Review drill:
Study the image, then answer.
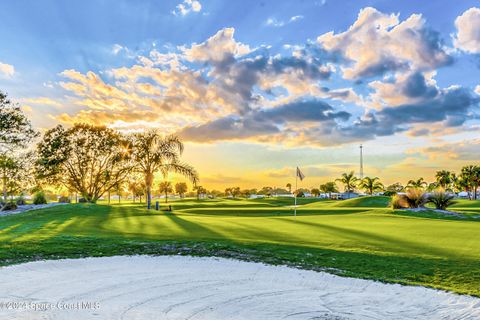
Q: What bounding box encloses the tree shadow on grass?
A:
[162,211,225,240]
[180,208,369,217]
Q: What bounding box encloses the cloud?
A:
[173,0,202,16]
[344,85,479,140]
[20,97,63,108]
[183,28,251,62]
[453,7,480,54]
[178,99,351,144]
[53,15,479,148]
[368,71,439,108]
[412,139,480,161]
[112,44,124,55]
[0,62,14,78]
[317,7,451,80]
[266,15,304,27]
[476,85,480,95]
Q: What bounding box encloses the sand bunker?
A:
[0,255,478,319]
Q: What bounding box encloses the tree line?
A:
[1,91,198,210]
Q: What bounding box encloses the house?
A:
[339,192,359,199]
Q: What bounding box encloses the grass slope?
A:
[333,196,391,208]
[1,197,480,296]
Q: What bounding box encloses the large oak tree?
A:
[36,124,133,203]
[0,91,38,203]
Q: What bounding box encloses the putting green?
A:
[0,197,479,296]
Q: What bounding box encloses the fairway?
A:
[1,197,480,296]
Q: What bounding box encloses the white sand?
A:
[0,256,478,320]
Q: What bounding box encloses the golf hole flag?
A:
[296,167,305,181]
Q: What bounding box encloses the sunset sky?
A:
[1,0,480,190]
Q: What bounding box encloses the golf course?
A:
[1,196,479,297]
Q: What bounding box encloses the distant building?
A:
[339,192,359,199]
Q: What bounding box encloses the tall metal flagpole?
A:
[360,144,364,180]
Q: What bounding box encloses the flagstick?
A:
[294,169,297,220]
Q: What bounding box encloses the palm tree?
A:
[336,171,358,198]
[406,178,428,190]
[427,182,440,192]
[359,177,384,195]
[435,170,452,189]
[158,181,173,203]
[461,165,480,200]
[131,131,198,209]
[286,183,292,193]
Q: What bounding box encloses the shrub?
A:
[33,191,47,205]
[390,194,407,209]
[429,191,456,210]
[78,198,87,203]
[1,202,17,211]
[15,196,26,205]
[403,188,428,208]
[383,190,397,197]
[296,191,305,198]
[58,196,71,203]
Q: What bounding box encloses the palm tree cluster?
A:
[333,171,383,196]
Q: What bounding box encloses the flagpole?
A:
[294,168,297,219]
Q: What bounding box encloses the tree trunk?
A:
[165,191,168,203]
[108,191,110,204]
[2,171,7,203]
[145,172,153,209]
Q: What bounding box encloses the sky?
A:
[1,0,480,190]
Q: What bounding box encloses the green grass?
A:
[332,196,391,208]
[1,196,480,296]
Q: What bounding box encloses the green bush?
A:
[1,202,17,211]
[429,191,456,210]
[58,196,71,203]
[383,190,397,197]
[15,196,26,205]
[33,191,47,205]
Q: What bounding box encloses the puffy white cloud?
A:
[183,28,251,62]
[0,62,14,78]
[475,85,480,95]
[173,0,202,16]
[317,7,451,79]
[453,7,480,53]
